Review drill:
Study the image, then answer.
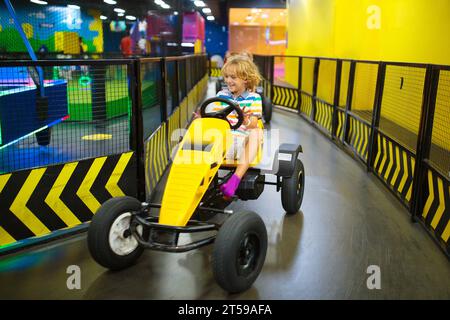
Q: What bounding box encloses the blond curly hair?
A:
[221,56,261,92]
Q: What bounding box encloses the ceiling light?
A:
[154,0,163,5]
[161,3,170,9]
[103,0,117,4]
[126,15,136,20]
[100,15,108,20]
[114,8,125,13]
[67,4,80,9]
[194,1,206,7]
[117,13,124,17]
[181,42,195,47]
[173,11,179,15]
[251,8,258,14]
[202,8,211,14]
[30,0,48,4]
[206,16,214,21]
[261,13,268,19]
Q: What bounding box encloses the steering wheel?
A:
[199,97,244,130]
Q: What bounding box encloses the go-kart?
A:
[216,77,273,124]
[87,97,304,293]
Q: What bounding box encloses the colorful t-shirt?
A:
[213,89,262,131]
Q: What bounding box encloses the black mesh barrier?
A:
[429,69,450,176]
[140,59,162,140]
[165,60,178,117]
[379,64,426,153]
[351,62,378,124]
[0,61,131,174]
[178,59,187,102]
[274,56,298,88]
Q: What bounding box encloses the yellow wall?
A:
[286,0,450,65]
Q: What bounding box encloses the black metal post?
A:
[367,62,386,172]
[160,58,170,161]
[411,65,439,221]
[297,56,302,115]
[343,61,356,144]
[269,56,275,105]
[311,58,320,123]
[129,59,146,202]
[331,60,342,139]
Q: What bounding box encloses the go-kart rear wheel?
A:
[212,211,267,293]
[87,196,146,271]
[261,95,272,124]
[281,159,305,214]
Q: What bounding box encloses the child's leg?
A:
[220,128,262,198]
[235,128,263,178]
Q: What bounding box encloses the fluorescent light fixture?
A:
[206,16,214,21]
[67,4,80,9]
[181,42,194,47]
[167,42,178,46]
[261,13,268,19]
[202,8,211,14]
[117,13,124,16]
[173,11,179,15]
[114,8,125,13]
[125,15,136,20]
[251,8,258,14]
[30,0,48,4]
[103,0,117,4]
[100,15,108,20]
[154,0,163,4]
[194,1,206,7]
[161,3,170,9]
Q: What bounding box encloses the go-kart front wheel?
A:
[212,211,267,293]
[281,159,305,214]
[87,196,146,271]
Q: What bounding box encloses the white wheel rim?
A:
[108,212,142,256]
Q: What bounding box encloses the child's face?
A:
[224,68,247,95]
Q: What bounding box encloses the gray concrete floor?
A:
[0,80,449,300]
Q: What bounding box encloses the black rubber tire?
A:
[35,127,51,146]
[87,196,145,271]
[212,211,268,293]
[261,95,272,124]
[281,159,305,214]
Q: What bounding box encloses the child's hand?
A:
[192,111,201,119]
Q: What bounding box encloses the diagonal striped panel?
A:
[374,132,416,206]
[347,116,371,162]
[273,85,298,110]
[420,169,449,246]
[336,109,345,141]
[0,152,136,247]
[145,122,169,196]
[300,92,313,118]
[314,100,333,134]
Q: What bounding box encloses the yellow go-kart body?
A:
[159,117,264,227]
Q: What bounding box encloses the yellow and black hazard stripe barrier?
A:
[273,85,298,110]
[336,108,346,142]
[314,100,333,135]
[300,92,313,118]
[145,122,169,196]
[420,168,450,248]
[373,131,415,205]
[168,106,181,155]
[0,152,136,247]
[210,67,221,78]
[347,115,371,162]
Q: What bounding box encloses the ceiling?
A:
[18,0,285,25]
